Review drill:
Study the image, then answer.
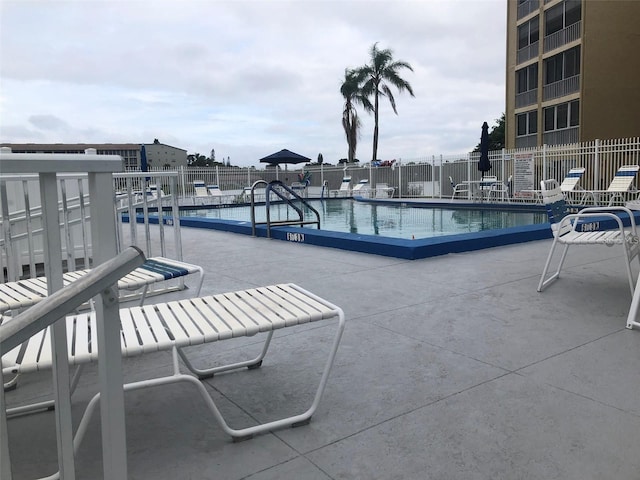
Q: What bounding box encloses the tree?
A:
[210,148,216,162]
[317,152,323,165]
[473,113,505,152]
[359,43,414,163]
[340,68,373,163]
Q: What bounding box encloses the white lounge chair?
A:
[331,176,352,197]
[558,167,594,204]
[588,165,640,206]
[207,184,229,204]
[352,179,371,197]
[449,176,469,200]
[3,283,345,444]
[193,180,209,204]
[0,257,204,318]
[537,179,640,295]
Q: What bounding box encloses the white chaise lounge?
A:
[0,257,204,318]
[3,283,345,444]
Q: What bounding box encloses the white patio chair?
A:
[449,176,469,200]
[537,179,640,295]
[375,183,394,198]
[488,175,512,203]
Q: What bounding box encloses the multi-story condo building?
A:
[0,141,188,170]
[506,0,640,149]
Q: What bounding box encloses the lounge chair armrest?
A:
[577,206,637,230]
[559,211,631,235]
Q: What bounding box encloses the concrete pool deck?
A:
[5,225,640,479]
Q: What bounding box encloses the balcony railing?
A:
[543,126,579,145]
[517,0,540,20]
[515,134,538,149]
[515,88,538,108]
[517,41,539,64]
[543,75,580,101]
[544,21,581,52]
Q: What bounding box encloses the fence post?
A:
[542,144,547,182]
[467,153,472,200]
[398,160,402,199]
[593,139,600,191]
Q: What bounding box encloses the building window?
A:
[518,16,539,50]
[545,0,581,36]
[544,46,580,84]
[516,110,538,136]
[516,64,538,93]
[543,100,579,131]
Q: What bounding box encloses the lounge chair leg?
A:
[247,360,263,370]
[292,417,311,427]
[177,331,274,379]
[538,241,570,292]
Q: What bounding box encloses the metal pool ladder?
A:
[249,180,320,238]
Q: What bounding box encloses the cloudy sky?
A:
[0,0,506,167]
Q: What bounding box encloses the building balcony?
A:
[516,88,538,108]
[517,0,540,20]
[517,41,539,64]
[543,75,580,101]
[543,126,579,145]
[544,21,581,53]
[515,134,538,149]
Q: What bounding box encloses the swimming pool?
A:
[181,199,549,240]
[172,198,555,260]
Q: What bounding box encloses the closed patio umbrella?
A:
[478,121,491,175]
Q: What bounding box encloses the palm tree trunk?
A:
[372,90,380,162]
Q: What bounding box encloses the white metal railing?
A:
[0,149,129,479]
[543,74,580,101]
[543,127,579,146]
[517,41,539,64]
[0,171,183,284]
[544,21,581,52]
[515,134,539,149]
[515,88,538,108]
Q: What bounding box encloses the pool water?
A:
[182,199,548,240]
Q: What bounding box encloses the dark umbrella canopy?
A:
[478,121,491,174]
[259,149,311,165]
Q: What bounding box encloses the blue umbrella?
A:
[478,121,491,174]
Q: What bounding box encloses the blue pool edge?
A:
[134,201,640,260]
[174,216,553,260]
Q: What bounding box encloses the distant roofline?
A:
[1,142,187,152]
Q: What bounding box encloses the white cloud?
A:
[0,0,506,166]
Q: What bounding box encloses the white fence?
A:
[151,136,640,202]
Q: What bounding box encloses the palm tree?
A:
[359,43,415,162]
[340,68,372,163]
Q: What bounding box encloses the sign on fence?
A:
[513,153,535,199]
